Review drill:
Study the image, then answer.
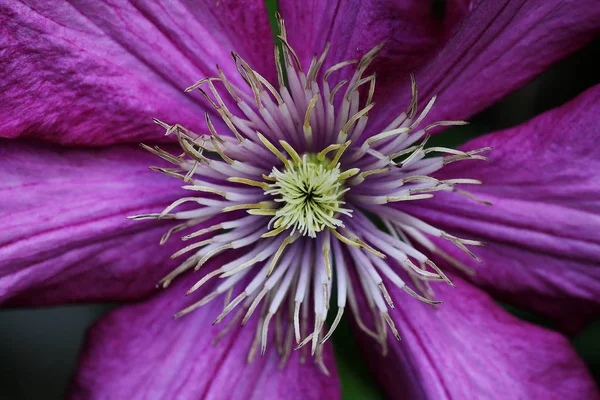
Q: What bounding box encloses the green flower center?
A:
[266,153,350,237]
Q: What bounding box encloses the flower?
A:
[1,1,599,399]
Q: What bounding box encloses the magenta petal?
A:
[356,276,599,399]
[70,274,340,400]
[0,140,186,305]
[278,0,466,78]
[443,0,476,31]
[404,85,600,327]
[0,0,274,145]
[374,0,600,129]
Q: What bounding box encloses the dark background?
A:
[0,13,598,400]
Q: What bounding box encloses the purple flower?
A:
[1,1,599,399]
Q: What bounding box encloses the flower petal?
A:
[0,140,186,305]
[70,272,340,400]
[0,0,274,145]
[404,84,600,327]
[355,276,599,399]
[278,0,465,76]
[374,0,600,128]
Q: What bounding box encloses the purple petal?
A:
[373,0,600,129]
[404,85,600,328]
[0,0,274,145]
[0,140,186,305]
[70,273,340,400]
[278,0,467,78]
[444,0,476,30]
[355,276,599,399]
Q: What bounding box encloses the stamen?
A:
[303,94,319,146]
[136,27,491,371]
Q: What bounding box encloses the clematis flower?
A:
[1,0,599,399]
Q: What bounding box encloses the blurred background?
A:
[0,5,598,400]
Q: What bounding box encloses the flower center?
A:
[266,153,351,237]
[132,15,490,372]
